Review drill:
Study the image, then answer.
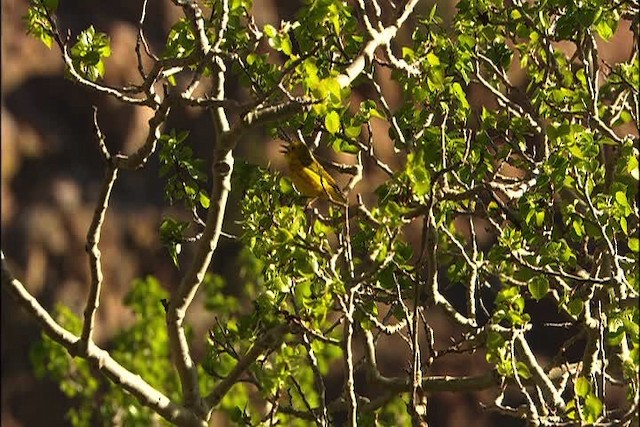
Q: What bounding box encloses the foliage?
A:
[17,0,640,426]
[29,275,234,426]
[69,26,112,82]
[158,129,211,266]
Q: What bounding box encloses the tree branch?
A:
[204,324,289,408]
[1,254,207,427]
[337,0,419,88]
[80,163,118,346]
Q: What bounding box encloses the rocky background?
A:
[1,0,634,426]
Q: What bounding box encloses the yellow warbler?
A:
[281,140,346,204]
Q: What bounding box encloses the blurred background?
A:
[1,0,634,425]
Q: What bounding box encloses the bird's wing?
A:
[310,162,345,202]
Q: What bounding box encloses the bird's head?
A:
[280,140,312,165]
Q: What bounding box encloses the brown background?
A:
[1,0,634,425]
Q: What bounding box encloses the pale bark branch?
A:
[204,324,289,408]
[112,99,171,170]
[80,164,118,346]
[515,334,566,412]
[337,0,420,88]
[1,253,207,427]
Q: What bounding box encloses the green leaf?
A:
[325,78,343,105]
[566,399,578,420]
[246,53,258,65]
[615,191,629,208]
[199,191,210,209]
[345,125,362,139]
[528,276,549,300]
[335,138,360,154]
[405,150,431,197]
[294,280,312,303]
[620,216,628,235]
[627,154,639,180]
[575,376,590,398]
[595,18,614,41]
[429,3,438,20]
[458,34,475,48]
[584,393,603,422]
[279,176,295,196]
[325,111,341,134]
[628,238,639,253]
[516,361,531,379]
[426,52,440,66]
[567,299,584,317]
[402,47,415,60]
[451,82,470,110]
[313,219,331,236]
[169,243,181,267]
[69,26,111,81]
[280,35,293,56]
[486,330,506,352]
[263,24,277,38]
[23,4,57,48]
[572,219,584,237]
[369,107,385,119]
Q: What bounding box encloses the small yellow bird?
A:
[281,140,346,204]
